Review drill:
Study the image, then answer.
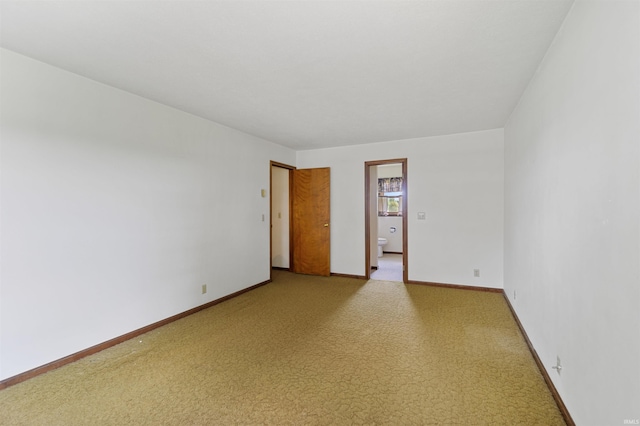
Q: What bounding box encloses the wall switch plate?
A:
[474,269,480,277]
[202,284,207,294]
[417,212,426,220]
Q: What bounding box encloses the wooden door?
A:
[292,167,330,276]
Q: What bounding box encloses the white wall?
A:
[378,216,403,253]
[377,164,402,179]
[504,1,640,424]
[0,49,295,380]
[271,166,290,268]
[297,129,504,288]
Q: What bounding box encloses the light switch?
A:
[417,212,426,220]
[261,189,266,198]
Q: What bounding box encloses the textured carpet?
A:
[0,271,564,425]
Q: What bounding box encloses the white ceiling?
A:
[0,0,573,150]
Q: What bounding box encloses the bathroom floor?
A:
[370,253,403,282]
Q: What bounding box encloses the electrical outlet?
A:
[473,269,480,277]
[513,290,517,300]
[201,284,207,294]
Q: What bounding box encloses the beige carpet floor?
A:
[0,271,564,425]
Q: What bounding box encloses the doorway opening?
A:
[270,161,294,278]
[365,159,408,282]
[270,161,332,280]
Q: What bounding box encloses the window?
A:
[378,194,403,216]
[378,177,403,217]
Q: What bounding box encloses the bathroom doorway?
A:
[364,159,407,282]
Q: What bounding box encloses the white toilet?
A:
[377,238,388,257]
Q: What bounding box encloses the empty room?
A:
[1,1,638,425]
